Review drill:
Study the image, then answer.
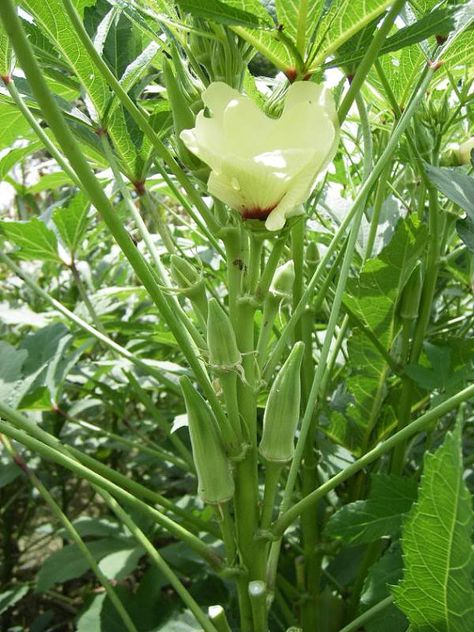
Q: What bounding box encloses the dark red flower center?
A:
[241,205,276,221]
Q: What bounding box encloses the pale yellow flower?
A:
[181,81,339,231]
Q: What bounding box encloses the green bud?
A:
[306,241,320,273]
[259,342,304,463]
[269,261,295,302]
[399,263,423,321]
[180,376,234,505]
[207,298,241,371]
[413,118,434,158]
[162,57,201,169]
[170,255,204,297]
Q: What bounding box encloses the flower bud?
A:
[306,241,320,274]
[259,342,304,463]
[399,263,423,321]
[207,298,241,371]
[180,376,234,504]
[162,57,201,169]
[457,138,474,166]
[170,255,204,297]
[269,260,295,302]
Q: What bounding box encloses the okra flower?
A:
[457,138,474,165]
[180,81,339,231]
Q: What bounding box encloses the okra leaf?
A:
[308,0,393,69]
[360,544,408,632]
[425,164,474,252]
[21,0,139,175]
[0,585,30,616]
[52,192,91,257]
[0,141,42,181]
[425,164,474,215]
[325,474,417,545]
[0,102,34,149]
[393,423,474,631]
[325,5,460,69]
[36,538,136,592]
[0,20,12,77]
[0,217,61,263]
[225,0,294,71]
[275,0,323,54]
[176,0,267,28]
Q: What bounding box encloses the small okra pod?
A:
[170,255,208,321]
[162,57,201,170]
[207,298,241,371]
[180,376,235,505]
[269,260,295,303]
[259,342,305,464]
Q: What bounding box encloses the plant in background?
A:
[0,0,473,631]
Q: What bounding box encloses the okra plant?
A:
[0,0,473,631]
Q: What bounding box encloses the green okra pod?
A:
[207,298,242,372]
[180,376,235,505]
[259,342,305,464]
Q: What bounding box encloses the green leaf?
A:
[0,585,30,615]
[325,474,417,545]
[22,0,139,174]
[309,0,393,69]
[425,164,474,252]
[326,216,428,454]
[53,192,90,256]
[98,547,144,581]
[0,461,21,488]
[0,21,12,77]
[76,593,106,632]
[176,0,265,28]
[360,544,408,632]
[0,341,28,408]
[0,102,33,149]
[275,0,323,54]
[326,6,459,69]
[393,423,474,631]
[0,142,42,181]
[425,164,474,214]
[0,217,61,263]
[225,0,294,71]
[36,538,135,592]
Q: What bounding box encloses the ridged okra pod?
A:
[259,342,304,463]
[180,376,234,505]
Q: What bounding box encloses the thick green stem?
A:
[260,462,282,531]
